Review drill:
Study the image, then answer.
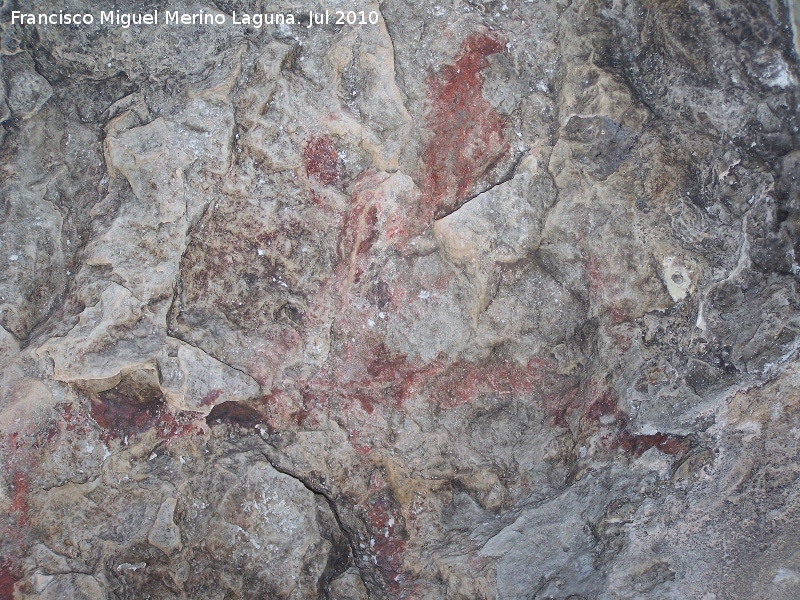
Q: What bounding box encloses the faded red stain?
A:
[585,254,644,326]
[243,329,305,389]
[57,402,91,436]
[423,30,509,218]
[304,136,339,185]
[1,428,38,570]
[346,428,375,456]
[584,383,619,422]
[0,471,31,588]
[338,190,380,288]
[425,357,559,409]
[39,424,59,449]
[309,338,569,416]
[156,411,204,441]
[10,472,29,519]
[331,170,425,292]
[200,389,224,407]
[586,255,629,323]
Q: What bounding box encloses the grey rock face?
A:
[2,1,800,598]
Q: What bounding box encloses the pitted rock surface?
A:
[2,1,800,598]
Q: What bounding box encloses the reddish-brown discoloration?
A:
[1,418,45,568]
[206,400,265,428]
[423,30,509,218]
[156,411,204,441]
[586,256,631,324]
[202,388,329,435]
[0,561,19,600]
[57,402,91,436]
[564,378,692,458]
[338,193,380,288]
[90,395,164,440]
[0,400,201,583]
[309,339,568,417]
[1,471,30,584]
[426,357,559,409]
[584,384,619,422]
[367,494,407,587]
[585,254,647,326]
[200,389,224,407]
[10,472,29,521]
[616,430,691,456]
[90,391,201,443]
[332,171,423,293]
[584,256,604,290]
[304,136,339,185]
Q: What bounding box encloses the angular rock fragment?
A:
[1,1,799,598]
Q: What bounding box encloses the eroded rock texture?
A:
[2,0,800,598]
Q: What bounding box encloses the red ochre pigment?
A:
[422,30,509,219]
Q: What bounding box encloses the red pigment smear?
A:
[0,564,19,600]
[199,389,224,407]
[338,192,380,287]
[0,472,30,584]
[206,400,265,428]
[310,340,567,415]
[570,379,691,458]
[616,430,691,456]
[10,472,29,519]
[90,395,200,443]
[423,30,509,218]
[90,396,164,441]
[585,255,642,325]
[156,411,202,441]
[424,357,559,409]
[304,136,339,185]
[341,165,428,247]
[242,329,305,389]
[57,402,91,436]
[368,495,407,586]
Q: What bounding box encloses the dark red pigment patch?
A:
[368,495,407,585]
[616,430,691,456]
[338,190,380,287]
[566,379,691,458]
[0,561,20,600]
[90,385,202,443]
[423,30,509,218]
[206,400,265,428]
[90,394,164,440]
[304,136,339,185]
[0,469,30,586]
[203,390,324,434]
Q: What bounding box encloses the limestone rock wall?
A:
[1,1,800,598]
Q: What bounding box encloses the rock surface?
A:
[2,0,800,598]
